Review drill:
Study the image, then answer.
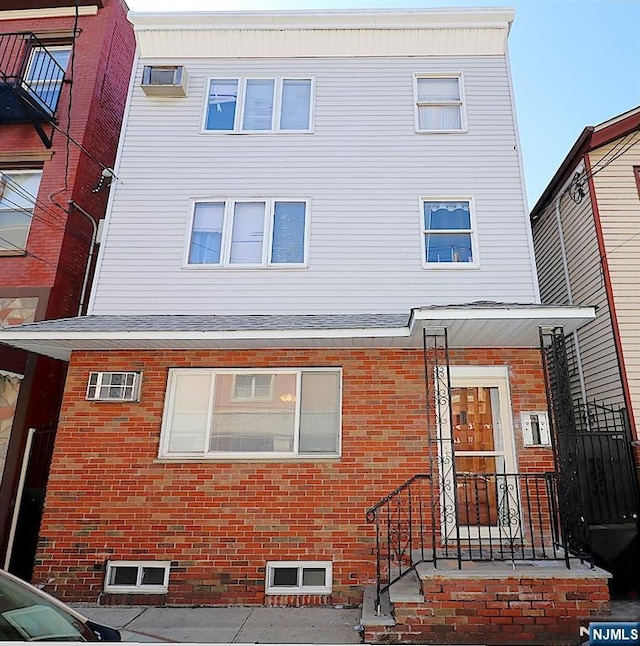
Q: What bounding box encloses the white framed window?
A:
[0,170,42,253]
[86,372,141,402]
[203,77,313,133]
[266,561,332,595]
[104,561,170,594]
[420,198,478,267]
[25,46,71,114]
[186,199,308,267]
[414,74,466,133]
[233,374,273,401]
[160,368,341,459]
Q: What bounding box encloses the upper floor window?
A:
[204,77,313,132]
[0,170,42,255]
[414,75,465,132]
[25,46,71,114]
[421,199,477,267]
[187,199,308,267]
[160,368,341,459]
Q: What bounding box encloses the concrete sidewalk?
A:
[71,605,363,643]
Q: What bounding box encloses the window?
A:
[0,170,42,254]
[266,561,332,595]
[204,78,313,132]
[25,46,71,114]
[160,368,341,459]
[104,561,170,594]
[187,199,308,267]
[414,75,465,132]
[233,374,273,401]
[421,199,477,266]
[86,372,141,402]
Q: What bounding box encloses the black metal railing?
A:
[366,471,585,614]
[0,32,67,117]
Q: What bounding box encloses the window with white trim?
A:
[25,46,71,114]
[266,561,332,595]
[414,75,465,132]
[204,77,313,132]
[421,199,477,266]
[104,561,170,594]
[0,170,42,253]
[187,199,308,267]
[86,372,141,402]
[160,368,341,459]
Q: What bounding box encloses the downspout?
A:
[553,192,588,406]
[68,200,98,316]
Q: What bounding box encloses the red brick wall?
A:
[0,0,135,314]
[368,574,610,645]
[34,347,551,604]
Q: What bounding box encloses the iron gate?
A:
[540,327,639,532]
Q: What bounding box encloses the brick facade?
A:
[34,346,554,605]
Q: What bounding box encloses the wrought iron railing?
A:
[366,471,586,614]
[0,32,67,117]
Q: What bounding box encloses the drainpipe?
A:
[4,428,35,571]
[68,200,98,316]
[553,195,588,407]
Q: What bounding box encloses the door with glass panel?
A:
[441,368,518,539]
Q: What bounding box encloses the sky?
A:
[126,0,640,208]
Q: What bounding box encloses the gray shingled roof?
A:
[5,313,410,333]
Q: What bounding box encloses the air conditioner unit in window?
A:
[86,371,142,402]
[141,65,188,97]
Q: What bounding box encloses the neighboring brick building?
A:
[0,0,135,578]
[0,9,612,644]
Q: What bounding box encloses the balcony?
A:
[0,32,69,147]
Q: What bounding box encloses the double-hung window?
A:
[0,170,42,254]
[25,46,71,115]
[187,199,308,267]
[160,368,341,459]
[421,199,477,266]
[204,77,313,132]
[414,75,465,132]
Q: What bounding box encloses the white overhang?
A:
[129,8,514,59]
[0,305,595,362]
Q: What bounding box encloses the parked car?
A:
[0,568,121,641]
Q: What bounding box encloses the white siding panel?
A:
[91,55,535,316]
[136,27,508,60]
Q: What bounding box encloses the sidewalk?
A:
[72,605,364,643]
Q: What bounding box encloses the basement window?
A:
[265,561,332,595]
[86,372,141,402]
[104,561,170,594]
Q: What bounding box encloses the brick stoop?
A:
[361,561,611,645]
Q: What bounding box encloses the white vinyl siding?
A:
[160,368,341,459]
[90,55,536,315]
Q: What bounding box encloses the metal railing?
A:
[366,471,585,614]
[0,32,67,117]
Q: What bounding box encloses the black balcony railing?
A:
[0,32,68,146]
[365,471,590,615]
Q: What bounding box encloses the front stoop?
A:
[361,561,611,645]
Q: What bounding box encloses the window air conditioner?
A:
[141,65,188,97]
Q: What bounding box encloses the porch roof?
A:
[0,302,595,361]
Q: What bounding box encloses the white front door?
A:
[439,366,518,540]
